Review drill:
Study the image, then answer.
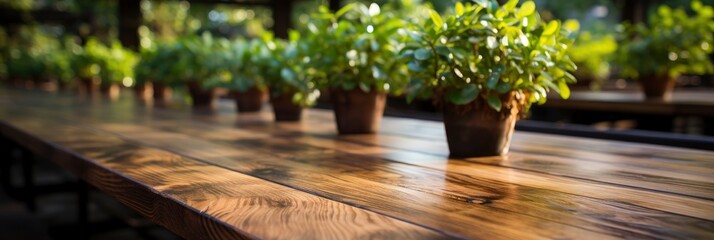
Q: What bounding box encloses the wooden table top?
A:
[1,88,713,239]
[541,89,714,116]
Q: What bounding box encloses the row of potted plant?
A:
[73,39,138,96]
[6,0,712,158]
[4,37,139,95]
[130,0,578,157]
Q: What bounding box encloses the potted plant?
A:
[6,49,44,88]
[174,34,224,109]
[99,42,138,98]
[268,32,322,121]
[134,42,175,103]
[71,39,109,94]
[151,42,180,103]
[567,30,617,90]
[616,1,714,100]
[133,47,155,99]
[304,3,409,134]
[45,45,77,91]
[403,0,578,157]
[207,38,268,113]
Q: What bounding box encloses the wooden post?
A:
[118,0,141,50]
[271,0,293,39]
[622,0,649,23]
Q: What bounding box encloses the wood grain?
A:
[0,106,448,238]
[1,88,714,239]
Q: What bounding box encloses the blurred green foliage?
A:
[616,1,714,80]
[71,38,137,86]
[2,0,714,94]
[568,31,617,84]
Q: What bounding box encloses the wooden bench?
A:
[1,88,713,239]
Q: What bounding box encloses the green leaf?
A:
[407,61,424,71]
[414,48,432,60]
[563,19,580,32]
[399,49,415,59]
[372,65,385,80]
[558,81,571,99]
[486,64,506,89]
[406,79,423,103]
[455,2,464,16]
[473,0,490,8]
[371,39,380,51]
[447,84,479,105]
[335,3,355,18]
[408,31,422,42]
[495,82,511,94]
[487,95,502,111]
[435,46,450,58]
[280,68,295,82]
[542,20,560,36]
[503,0,519,11]
[342,81,356,90]
[517,1,536,18]
[429,10,444,30]
[359,82,370,92]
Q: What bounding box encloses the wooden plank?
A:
[93,122,714,239]
[0,115,448,239]
[1,89,714,239]
[76,124,649,239]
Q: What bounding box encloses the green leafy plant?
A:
[134,46,157,87]
[204,37,265,92]
[616,1,714,80]
[567,31,617,85]
[70,38,137,86]
[402,0,578,112]
[71,39,109,81]
[136,40,186,87]
[6,48,43,80]
[44,46,77,85]
[170,33,228,88]
[301,2,410,94]
[100,42,138,86]
[239,32,320,106]
[276,31,322,106]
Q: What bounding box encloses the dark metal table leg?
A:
[20,147,36,212]
[0,136,12,191]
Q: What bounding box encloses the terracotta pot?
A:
[330,88,387,134]
[442,93,523,157]
[134,83,150,99]
[270,90,303,121]
[56,80,73,91]
[640,75,675,101]
[232,87,267,113]
[152,82,172,102]
[100,83,120,98]
[187,81,217,109]
[80,77,99,94]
